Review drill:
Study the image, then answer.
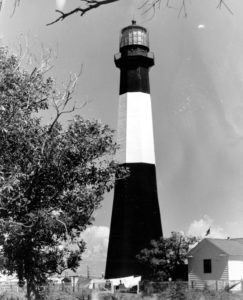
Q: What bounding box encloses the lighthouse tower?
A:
[105,21,163,279]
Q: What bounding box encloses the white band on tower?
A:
[117,92,155,164]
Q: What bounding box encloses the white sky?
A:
[1,0,243,276]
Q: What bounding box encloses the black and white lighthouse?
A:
[105,21,163,279]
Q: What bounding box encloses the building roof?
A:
[208,239,243,256]
[231,238,243,245]
[188,238,243,257]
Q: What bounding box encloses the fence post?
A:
[216,280,218,291]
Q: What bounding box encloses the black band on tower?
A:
[105,163,162,279]
[115,47,154,94]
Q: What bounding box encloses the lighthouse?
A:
[105,21,163,279]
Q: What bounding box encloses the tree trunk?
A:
[26,279,32,300]
[26,278,39,300]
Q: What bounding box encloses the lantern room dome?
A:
[120,20,149,50]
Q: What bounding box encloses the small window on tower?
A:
[203,259,212,273]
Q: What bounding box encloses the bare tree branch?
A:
[139,0,233,18]
[138,0,187,17]
[47,72,80,134]
[1,0,234,23]
[0,219,34,228]
[40,68,85,156]
[178,0,187,18]
[217,0,233,15]
[10,0,20,17]
[54,217,68,235]
[47,0,119,26]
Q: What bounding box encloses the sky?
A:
[1,0,243,276]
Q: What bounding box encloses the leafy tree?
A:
[136,232,199,281]
[0,48,122,299]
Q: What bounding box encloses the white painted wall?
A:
[228,260,243,280]
[188,239,229,287]
[117,92,155,164]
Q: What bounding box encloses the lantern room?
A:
[119,20,149,50]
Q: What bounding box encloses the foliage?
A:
[139,281,243,300]
[137,232,199,281]
[0,48,122,299]
[1,285,243,300]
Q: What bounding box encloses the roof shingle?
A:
[207,238,243,256]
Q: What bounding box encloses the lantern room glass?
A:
[120,26,149,49]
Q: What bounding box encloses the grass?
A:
[0,284,243,300]
[71,286,243,300]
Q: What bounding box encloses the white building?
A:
[188,238,243,291]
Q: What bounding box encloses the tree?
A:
[139,0,233,18]
[0,47,122,299]
[2,0,233,25]
[136,232,199,281]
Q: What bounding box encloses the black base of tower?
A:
[105,163,162,279]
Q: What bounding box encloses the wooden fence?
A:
[189,279,243,292]
[0,279,242,299]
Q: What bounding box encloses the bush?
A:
[46,290,78,300]
[140,281,243,300]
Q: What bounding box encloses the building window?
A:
[203,259,212,273]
